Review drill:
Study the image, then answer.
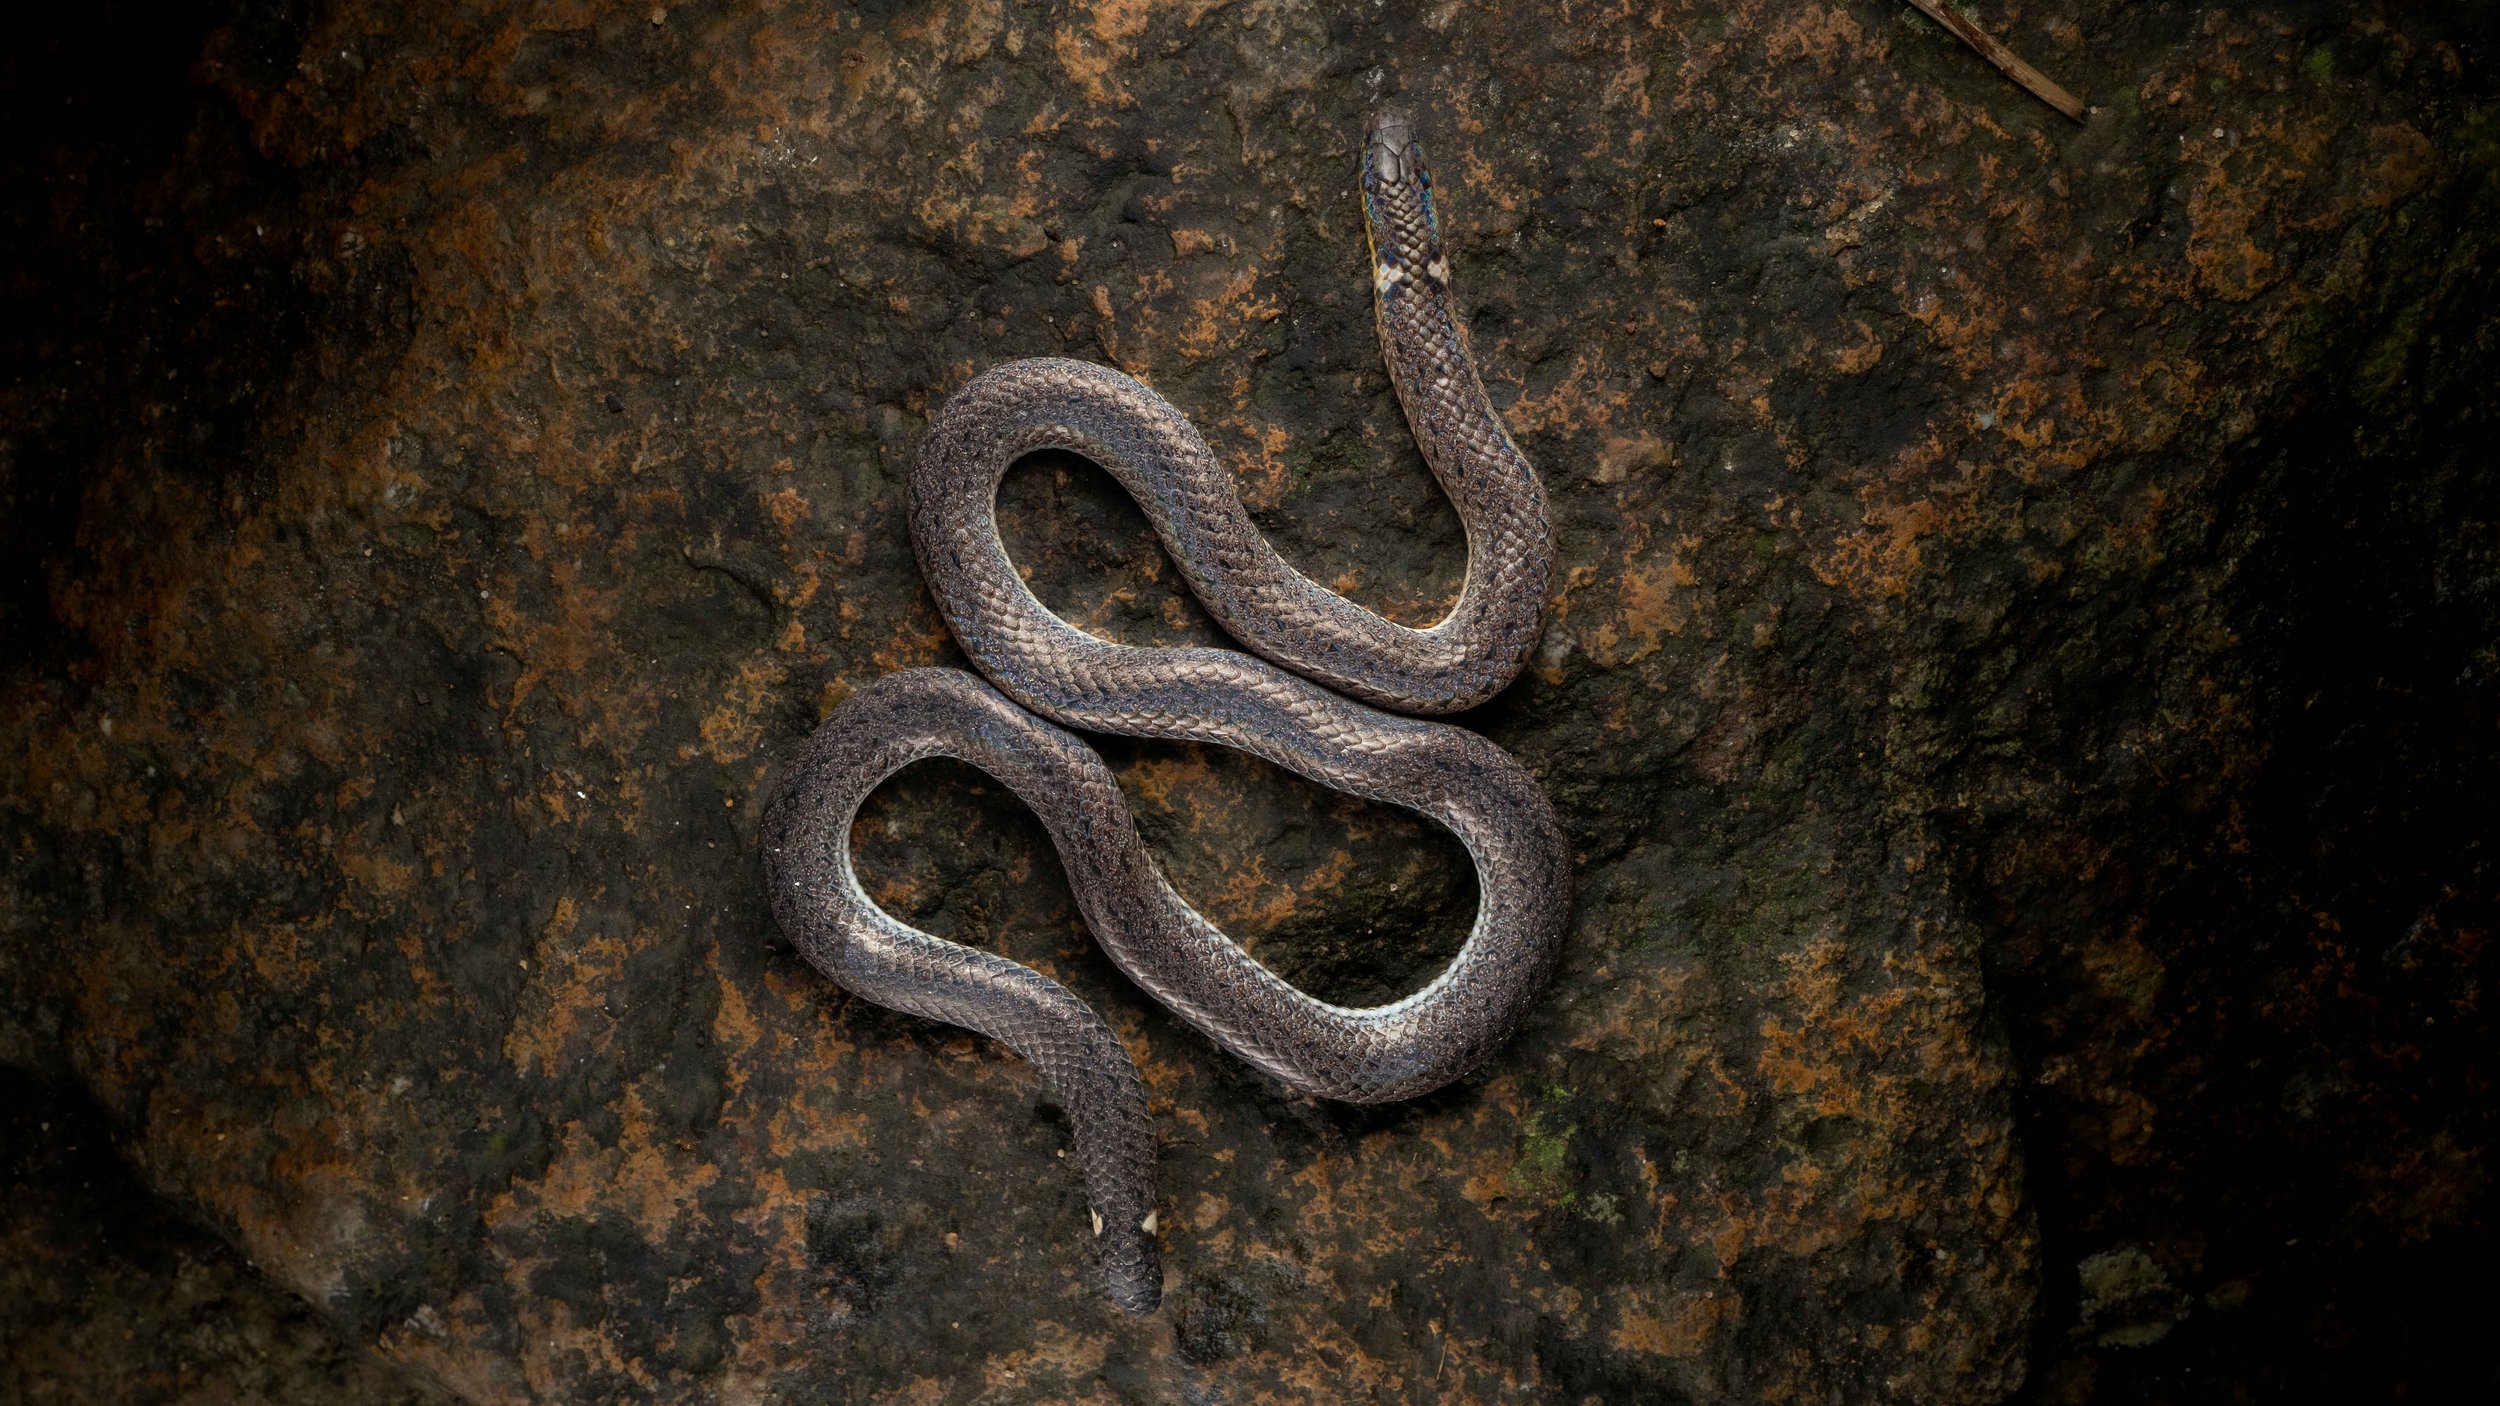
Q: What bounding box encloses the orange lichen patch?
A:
[1441,90,1534,218]
[1211,413,1297,512]
[398,194,533,377]
[693,652,783,764]
[2096,1087,2161,1167]
[1190,1190,1231,1232]
[1829,321,1885,374]
[1814,431,1984,600]
[1730,920,2020,1275]
[1175,260,1284,362]
[334,842,418,901]
[1539,565,1608,679]
[2185,163,2280,302]
[1757,936,1910,1113]
[1500,352,1631,439]
[501,898,635,1079]
[709,1250,818,1401]
[1125,1005,1204,1115]
[869,611,953,673]
[1059,578,1151,637]
[1216,1306,1460,1399]
[460,1109,740,1397]
[727,976,869,1161]
[1050,0,1223,107]
[1582,533,1700,667]
[1984,368,2094,472]
[1592,432,1671,486]
[1613,1287,1739,1357]
[1115,750,1221,816]
[761,485,810,536]
[492,1084,721,1239]
[761,1066,874,1162]
[1898,279,2006,379]
[1434,1087,1539,1213]
[391,925,448,1009]
[945,0,1019,66]
[480,548,623,720]
[710,954,767,1069]
[858,851,931,918]
[916,143,1053,258]
[1169,226,1229,258]
[1819,492,1948,600]
[513,1298,664,1399]
[1090,266,1178,373]
[1209,848,1352,938]
[1761,1,1866,69]
[246,921,328,992]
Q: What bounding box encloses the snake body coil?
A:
[764,112,1567,1313]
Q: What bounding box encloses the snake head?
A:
[1365,108,1421,186]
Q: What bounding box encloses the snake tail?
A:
[762,669,1164,1313]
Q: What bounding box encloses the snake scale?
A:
[763,111,1568,1313]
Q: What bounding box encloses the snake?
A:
[762,110,1568,1314]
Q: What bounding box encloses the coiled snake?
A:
[763,111,1568,1313]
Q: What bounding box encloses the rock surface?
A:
[1,1068,456,1406]
[2,2,2492,1402]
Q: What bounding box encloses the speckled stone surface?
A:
[3,3,2493,1403]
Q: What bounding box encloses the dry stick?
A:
[1901,0,2088,122]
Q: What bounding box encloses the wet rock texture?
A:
[3,1,2493,1402]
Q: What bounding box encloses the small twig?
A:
[1901,0,2087,122]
